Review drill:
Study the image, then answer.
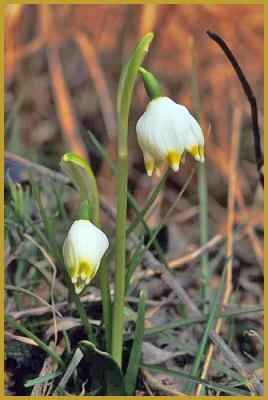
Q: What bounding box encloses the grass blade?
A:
[138,166,197,263]
[126,170,168,237]
[141,364,250,396]
[185,262,228,394]
[163,333,247,385]
[5,315,65,368]
[24,370,63,388]
[124,304,263,339]
[49,177,70,230]
[125,235,144,292]
[125,292,145,395]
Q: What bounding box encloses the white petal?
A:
[142,151,155,177]
[136,96,205,172]
[189,114,204,147]
[63,220,109,285]
[136,97,185,161]
[68,220,109,268]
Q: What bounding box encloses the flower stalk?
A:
[111,33,154,367]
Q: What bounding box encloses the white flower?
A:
[63,220,109,294]
[136,96,204,176]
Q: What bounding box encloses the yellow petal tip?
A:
[145,160,154,177]
[189,144,200,161]
[199,147,205,162]
[167,150,180,172]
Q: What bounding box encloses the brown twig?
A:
[207,30,264,188]
[169,234,223,269]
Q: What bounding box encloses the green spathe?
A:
[138,67,163,100]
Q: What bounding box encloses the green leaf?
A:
[60,153,100,225]
[24,370,63,388]
[125,291,145,395]
[117,32,154,147]
[79,340,126,395]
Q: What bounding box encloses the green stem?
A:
[112,154,128,366]
[98,254,112,352]
[88,182,112,353]
[111,32,154,367]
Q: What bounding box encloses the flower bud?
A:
[63,220,109,294]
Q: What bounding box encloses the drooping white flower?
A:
[136,96,204,176]
[63,220,109,294]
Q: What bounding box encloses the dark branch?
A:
[207,30,264,188]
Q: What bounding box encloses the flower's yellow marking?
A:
[70,267,78,284]
[79,261,90,280]
[145,159,154,177]
[155,167,161,177]
[189,144,200,161]
[167,150,180,171]
[199,146,205,162]
[154,160,162,177]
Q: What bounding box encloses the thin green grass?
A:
[5,316,65,368]
[163,333,247,385]
[124,304,263,339]
[185,261,227,394]
[141,363,250,396]
[24,371,63,388]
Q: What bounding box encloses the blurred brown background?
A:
[4,4,264,238]
[4,7,264,391]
